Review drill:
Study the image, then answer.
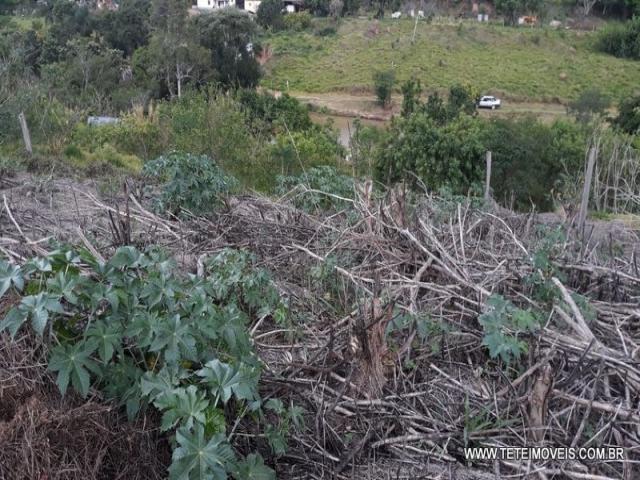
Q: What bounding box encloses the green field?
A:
[262,18,640,102]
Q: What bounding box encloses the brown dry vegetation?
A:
[1,174,640,479]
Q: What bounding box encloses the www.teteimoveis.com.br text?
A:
[464,447,625,462]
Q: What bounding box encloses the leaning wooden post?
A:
[484,151,492,201]
[18,112,32,156]
[578,147,597,235]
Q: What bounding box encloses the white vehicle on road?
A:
[477,95,501,110]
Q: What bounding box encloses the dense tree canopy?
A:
[193,9,262,89]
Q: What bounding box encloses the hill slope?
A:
[262,18,640,102]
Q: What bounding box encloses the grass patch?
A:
[262,19,640,102]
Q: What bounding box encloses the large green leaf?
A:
[0,307,28,338]
[140,366,188,401]
[149,314,197,364]
[48,343,96,397]
[20,293,64,336]
[86,321,122,362]
[46,271,79,304]
[234,454,275,480]
[169,425,235,480]
[0,260,23,297]
[196,360,257,404]
[155,385,210,432]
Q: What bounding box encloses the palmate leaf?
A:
[86,321,123,362]
[155,385,210,432]
[0,260,24,297]
[150,314,197,364]
[196,360,257,404]
[108,246,145,269]
[46,271,79,304]
[169,425,235,480]
[140,366,188,401]
[20,292,64,336]
[0,307,28,339]
[234,454,275,480]
[48,342,96,397]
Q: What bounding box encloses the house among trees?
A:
[195,0,236,9]
[194,0,303,14]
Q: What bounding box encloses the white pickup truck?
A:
[477,96,501,110]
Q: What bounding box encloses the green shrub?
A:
[375,113,486,195]
[144,152,239,215]
[270,126,344,176]
[315,25,337,36]
[482,117,585,211]
[64,143,142,175]
[479,295,541,364]
[236,90,312,132]
[71,114,162,160]
[372,69,395,107]
[614,94,640,134]
[567,88,610,123]
[257,0,284,30]
[283,11,312,31]
[276,165,354,212]
[595,18,640,60]
[0,246,284,480]
[158,91,262,181]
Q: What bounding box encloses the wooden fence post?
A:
[18,112,32,155]
[484,151,492,201]
[577,147,597,235]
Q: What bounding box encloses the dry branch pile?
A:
[1,174,640,479]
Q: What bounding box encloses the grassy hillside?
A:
[262,18,640,102]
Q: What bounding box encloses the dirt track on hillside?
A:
[287,91,568,122]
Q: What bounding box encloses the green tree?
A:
[375,113,486,193]
[134,28,211,99]
[373,69,395,107]
[256,0,284,30]
[94,0,152,56]
[595,17,640,59]
[193,9,262,89]
[305,0,332,15]
[614,94,640,134]
[400,77,422,118]
[447,84,477,118]
[567,88,610,124]
[495,0,543,26]
[483,117,585,210]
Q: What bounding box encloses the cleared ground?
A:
[263,18,640,103]
[296,90,568,121]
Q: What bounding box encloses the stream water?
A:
[309,112,387,148]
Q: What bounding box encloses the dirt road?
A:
[290,91,568,123]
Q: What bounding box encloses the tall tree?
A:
[94,0,152,56]
[193,9,262,89]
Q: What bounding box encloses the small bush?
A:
[614,94,640,134]
[71,114,162,160]
[567,88,610,123]
[0,246,284,480]
[372,69,395,107]
[65,144,142,176]
[270,126,344,176]
[283,12,312,31]
[276,166,354,212]
[144,152,238,215]
[257,0,285,30]
[315,25,337,36]
[595,18,640,60]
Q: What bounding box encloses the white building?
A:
[196,0,236,10]
[244,0,261,13]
